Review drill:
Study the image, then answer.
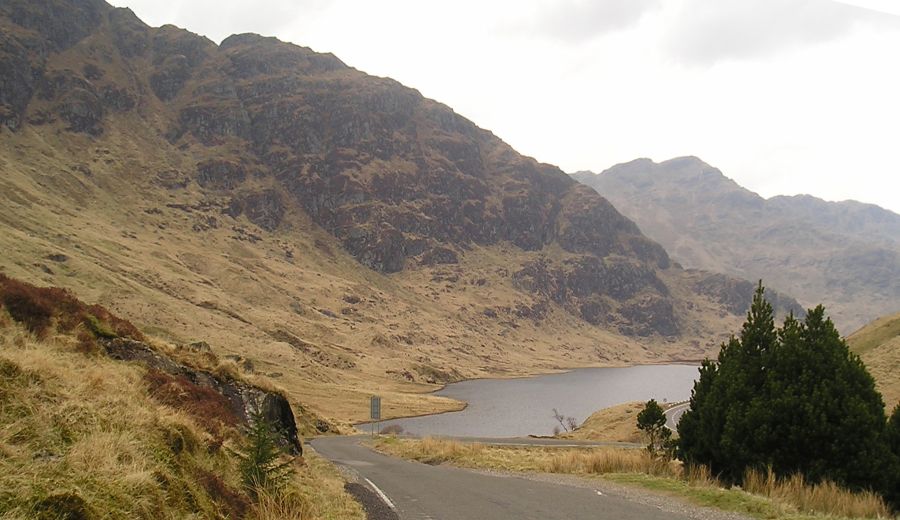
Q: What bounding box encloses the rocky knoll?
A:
[0,272,304,450]
[0,0,799,365]
[573,157,900,332]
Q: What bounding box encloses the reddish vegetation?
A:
[196,469,250,519]
[144,368,240,435]
[0,274,144,341]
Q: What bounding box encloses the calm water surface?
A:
[374,364,699,437]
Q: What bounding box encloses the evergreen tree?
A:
[764,306,888,492]
[888,403,900,457]
[678,357,723,470]
[885,404,900,508]
[679,282,777,482]
[637,399,670,456]
[678,282,896,507]
[235,412,295,497]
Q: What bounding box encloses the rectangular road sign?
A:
[370,395,381,420]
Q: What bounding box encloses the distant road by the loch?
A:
[665,402,692,431]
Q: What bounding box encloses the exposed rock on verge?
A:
[102,337,302,453]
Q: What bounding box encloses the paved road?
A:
[312,436,693,520]
[664,402,691,431]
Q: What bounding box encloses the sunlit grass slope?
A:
[0,286,363,519]
[848,312,900,408]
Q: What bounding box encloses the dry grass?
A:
[374,437,894,520]
[848,312,900,408]
[0,320,363,519]
[743,468,891,519]
[561,401,645,442]
[251,450,364,520]
[374,437,680,477]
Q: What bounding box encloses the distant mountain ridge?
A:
[572,157,900,332]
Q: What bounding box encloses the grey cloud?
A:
[523,0,663,44]
[666,0,899,65]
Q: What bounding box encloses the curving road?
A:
[664,402,691,431]
[312,436,695,520]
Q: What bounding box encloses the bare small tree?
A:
[552,408,578,433]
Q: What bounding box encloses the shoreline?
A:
[354,359,702,428]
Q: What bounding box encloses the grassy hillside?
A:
[0,280,363,519]
[848,312,900,408]
[0,0,791,429]
[560,401,644,443]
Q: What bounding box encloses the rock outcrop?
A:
[102,337,302,454]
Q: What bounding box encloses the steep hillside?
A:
[573,157,900,332]
[0,0,797,425]
[848,312,900,408]
[0,275,363,519]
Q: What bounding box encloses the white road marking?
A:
[664,402,691,431]
[365,477,397,511]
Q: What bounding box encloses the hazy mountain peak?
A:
[574,157,900,332]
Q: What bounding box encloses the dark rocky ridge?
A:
[0,0,798,338]
[573,157,900,332]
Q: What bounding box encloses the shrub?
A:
[379,424,404,435]
[234,412,296,497]
[0,274,144,342]
[144,369,239,436]
[33,492,94,520]
[196,469,251,518]
[636,399,672,458]
[0,278,55,336]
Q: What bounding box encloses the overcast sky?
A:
[109,0,900,213]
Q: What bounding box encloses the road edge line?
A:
[364,477,396,511]
[664,401,691,431]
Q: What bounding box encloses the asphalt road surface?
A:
[312,436,694,520]
[664,402,692,431]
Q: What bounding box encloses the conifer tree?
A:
[678,282,896,508]
[637,399,670,456]
[886,404,900,507]
[235,411,295,497]
[764,306,888,492]
[679,282,776,482]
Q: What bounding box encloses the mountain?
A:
[848,312,900,408]
[572,157,900,333]
[0,0,799,425]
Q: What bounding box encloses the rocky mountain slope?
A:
[573,157,900,333]
[0,0,798,424]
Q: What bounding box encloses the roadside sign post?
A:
[370,395,381,437]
